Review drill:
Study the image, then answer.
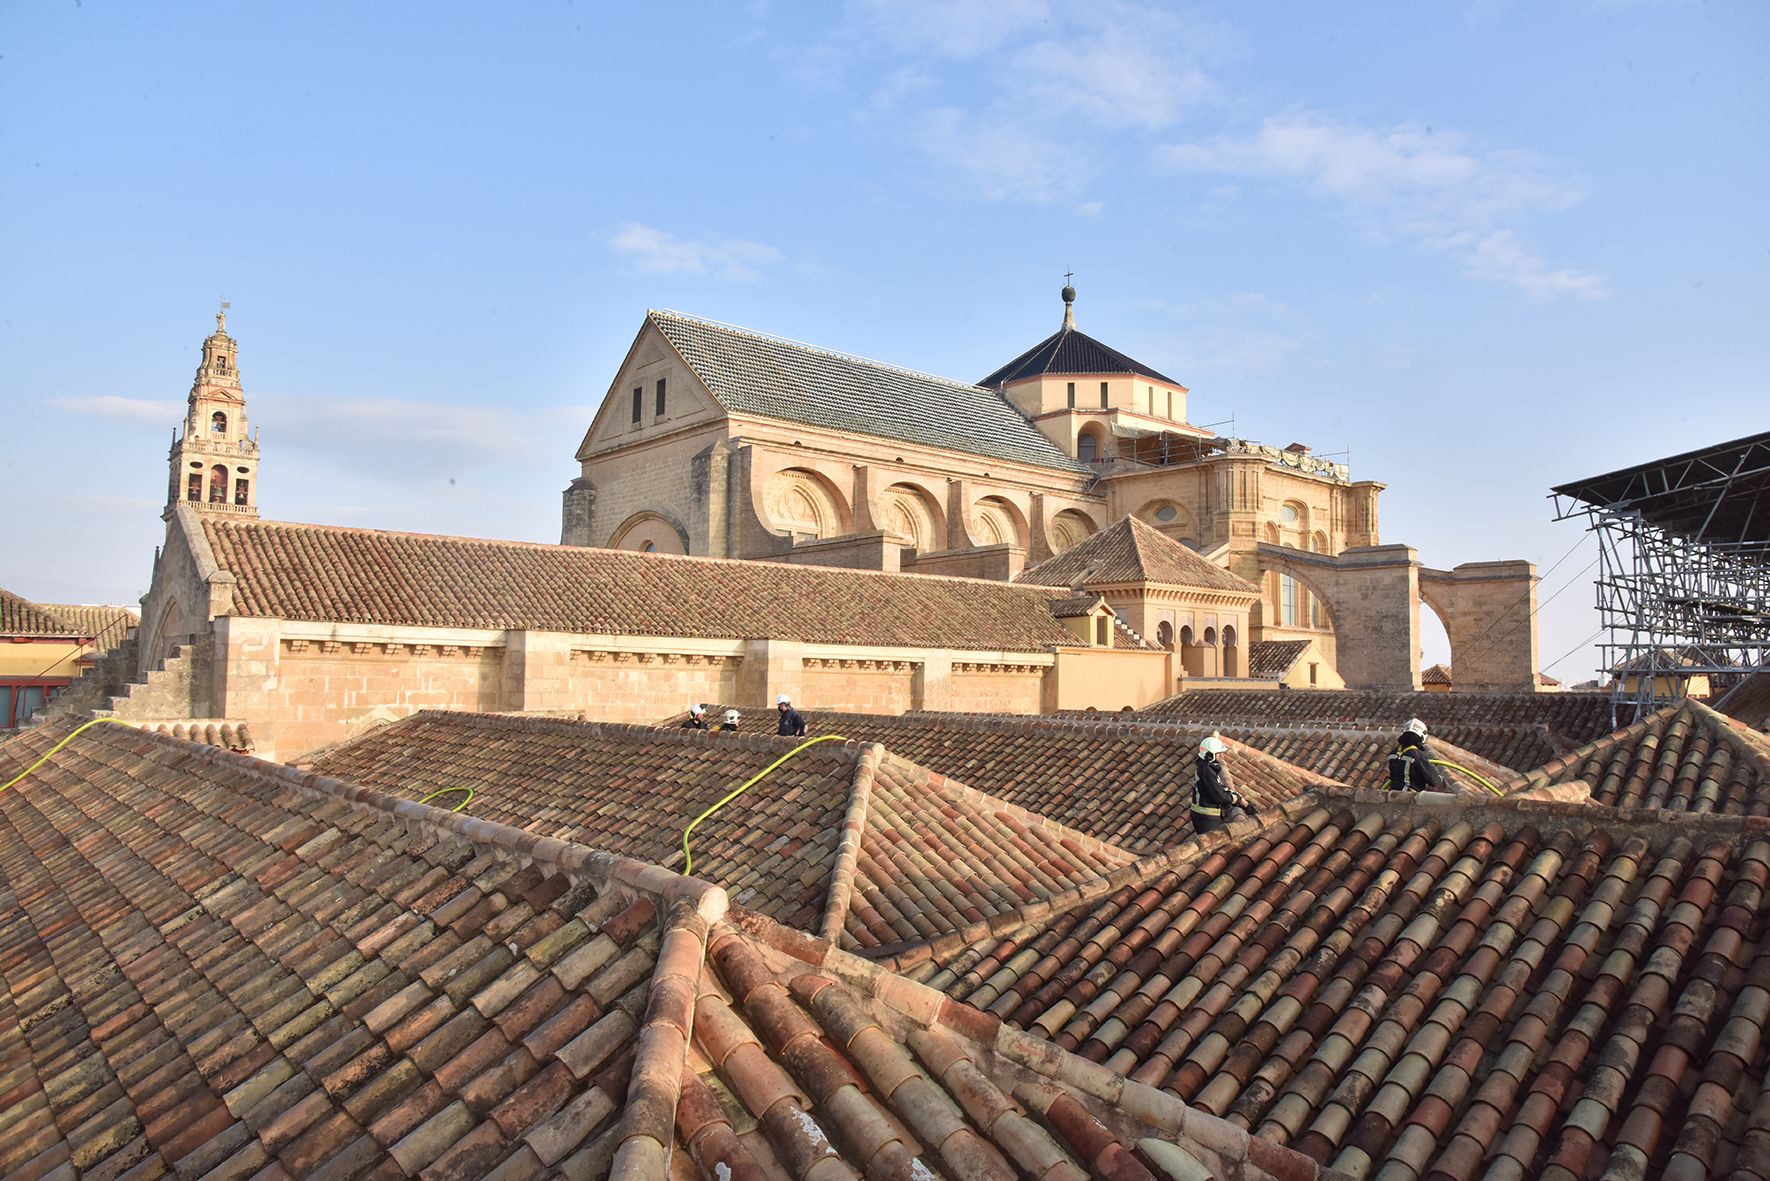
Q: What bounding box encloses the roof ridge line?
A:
[650,307,997,395]
[1687,696,1770,779]
[817,742,886,943]
[204,513,1083,596]
[869,793,1337,968]
[1520,702,1678,789]
[124,722,734,920]
[721,892,1341,1181]
[884,748,1139,867]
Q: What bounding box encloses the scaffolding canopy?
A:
[1552,430,1770,722]
[1551,430,1770,547]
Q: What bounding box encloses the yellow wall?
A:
[0,638,88,680]
[1052,646,1172,711]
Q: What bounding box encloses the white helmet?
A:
[723,709,740,725]
[1404,718,1429,738]
[777,694,792,706]
[1199,733,1228,757]
[688,704,706,716]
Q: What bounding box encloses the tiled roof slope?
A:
[669,708,1336,854]
[650,309,1088,474]
[1018,515,1260,594]
[303,712,1135,951]
[1142,688,1624,769]
[198,516,1081,651]
[0,720,1342,1181]
[0,718,714,1181]
[1717,669,1770,731]
[38,602,139,654]
[979,323,1180,387]
[1142,687,1624,739]
[1518,699,1770,814]
[0,587,80,637]
[879,788,1770,1180]
[1247,640,1312,680]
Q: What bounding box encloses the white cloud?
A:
[1157,112,1607,298]
[851,0,1052,59]
[1162,292,1313,380]
[49,395,181,423]
[1008,7,1215,131]
[608,223,782,282]
[1462,230,1611,300]
[254,394,590,474]
[916,109,1084,203]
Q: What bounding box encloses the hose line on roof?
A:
[682,734,848,875]
[416,785,476,813]
[1429,758,1506,798]
[0,716,136,796]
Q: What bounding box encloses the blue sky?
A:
[3,1,1765,683]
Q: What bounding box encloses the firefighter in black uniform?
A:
[681,704,710,730]
[1193,733,1259,834]
[1387,718,1448,792]
[776,694,807,737]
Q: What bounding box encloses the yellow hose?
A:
[1429,758,1506,798]
[0,717,135,796]
[682,734,847,875]
[416,785,475,813]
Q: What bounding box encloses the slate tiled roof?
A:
[0,718,1338,1181]
[667,709,1336,855]
[0,587,81,638]
[979,323,1180,387]
[197,516,1081,652]
[1518,699,1770,814]
[1017,516,1260,595]
[303,712,1135,951]
[650,309,1088,474]
[1247,640,1312,680]
[37,602,139,655]
[879,787,1770,1180]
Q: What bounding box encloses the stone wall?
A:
[802,658,917,714]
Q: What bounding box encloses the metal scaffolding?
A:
[1552,431,1770,724]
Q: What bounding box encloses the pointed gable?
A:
[979,323,1179,387]
[1017,515,1259,595]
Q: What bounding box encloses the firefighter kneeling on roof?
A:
[1192,733,1259,834]
[1388,718,1449,793]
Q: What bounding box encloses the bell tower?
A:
[166,303,260,519]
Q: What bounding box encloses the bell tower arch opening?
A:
[165,303,261,521]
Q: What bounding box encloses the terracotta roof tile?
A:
[1519,699,1770,814]
[1247,640,1313,680]
[35,604,139,654]
[304,712,1135,951]
[1142,688,1625,771]
[1018,517,1259,595]
[197,516,1081,652]
[875,789,1770,1178]
[673,708,1333,855]
[0,588,82,638]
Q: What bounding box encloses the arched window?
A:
[1280,575,1299,626]
[1203,626,1218,646]
[233,478,249,505]
[1077,433,1098,463]
[210,411,227,434]
[209,465,228,503]
[217,356,227,373]
[1222,624,1237,647]
[1156,621,1174,649]
[1281,503,1300,524]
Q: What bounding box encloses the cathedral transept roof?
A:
[649,309,1088,474]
